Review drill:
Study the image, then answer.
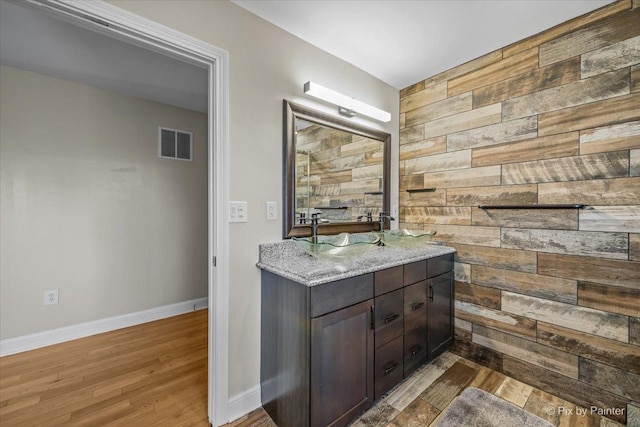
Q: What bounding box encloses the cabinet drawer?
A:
[374,266,403,296]
[404,260,427,286]
[310,273,373,318]
[374,335,403,400]
[428,253,454,278]
[404,281,427,332]
[404,325,427,378]
[374,288,404,348]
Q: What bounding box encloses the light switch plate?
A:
[266,201,277,220]
[229,201,248,222]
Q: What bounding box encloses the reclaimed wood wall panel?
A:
[632,64,640,92]
[631,149,640,176]
[471,207,579,230]
[537,322,640,375]
[579,358,640,402]
[538,252,640,289]
[579,120,640,154]
[472,57,581,108]
[422,103,502,139]
[422,165,501,189]
[577,281,640,317]
[471,132,580,167]
[538,8,640,67]
[631,318,640,346]
[579,205,640,233]
[455,300,536,340]
[404,207,471,225]
[502,0,632,58]
[538,92,640,137]
[501,151,629,185]
[446,116,538,151]
[472,325,579,378]
[400,81,448,112]
[448,47,539,97]
[502,69,630,121]
[404,150,471,175]
[447,184,538,207]
[501,228,629,259]
[453,244,537,273]
[631,234,640,261]
[502,356,628,424]
[399,136,446,160]
[454,281,501,310]
[399,4,639,422]
[538,177,640,206]
[472,265,577,304]
[502,292,629,342]
[404,92,472,128]
[581,35,640,78]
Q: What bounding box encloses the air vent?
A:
[158,127,193,161]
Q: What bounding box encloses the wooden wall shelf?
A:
[478,204,587,209]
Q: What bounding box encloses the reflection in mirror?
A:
[295,119,384,222]
[283,100,390,238]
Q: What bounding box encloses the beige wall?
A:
[0,65,208,337]
[399,1,639,424]
[106,0,400,397]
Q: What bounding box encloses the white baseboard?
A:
[0,297,208,357]
[228,384,262,423]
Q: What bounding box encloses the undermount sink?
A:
[292,232,381,258]
[377,229,437,247]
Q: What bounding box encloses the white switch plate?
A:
[229,201,248,222]
[392,204,398,218]
[266,201,277,220]
[44,289,59,305]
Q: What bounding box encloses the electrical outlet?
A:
[229,201,248,222]
[44,289,58,305]
[392,204,398,218]
[266,201,277,220]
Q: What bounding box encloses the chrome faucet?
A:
[310,213,329,243]
[378,212,395,232]
[357,212,373,222]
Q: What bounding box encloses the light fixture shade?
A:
[304,81,391,122]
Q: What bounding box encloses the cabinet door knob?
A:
[383,361,399,375]
[384,313,400,324]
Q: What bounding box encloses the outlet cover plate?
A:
[44,289,59,305]
[266,201,277,220]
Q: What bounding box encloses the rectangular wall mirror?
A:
[283,100,391,238]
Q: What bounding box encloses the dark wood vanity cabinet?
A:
[261,253,454,427]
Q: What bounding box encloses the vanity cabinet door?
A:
[427,272,454,361]
[311,299,374,427]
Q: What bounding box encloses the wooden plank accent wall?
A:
[399,2,640,423]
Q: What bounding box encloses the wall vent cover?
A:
[158,127,193,161]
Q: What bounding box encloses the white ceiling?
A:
[232,0,612,90]
[0,1,208,113]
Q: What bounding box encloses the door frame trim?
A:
[24,0,230,424]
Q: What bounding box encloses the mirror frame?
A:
[283,100,391,238]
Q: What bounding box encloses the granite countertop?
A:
[257,240,456,287]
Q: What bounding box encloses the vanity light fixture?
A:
[303,81,391,123]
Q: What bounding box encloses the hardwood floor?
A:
[2,314,626,427]
[0,309,209,426]
[228,352,624,427]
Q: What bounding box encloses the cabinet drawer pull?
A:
[370,305,375,330]
[383,361,399,375]
[429,284,434,301]
[410,302,424,311]
[410,345,423,356]
[384,313,400,324]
